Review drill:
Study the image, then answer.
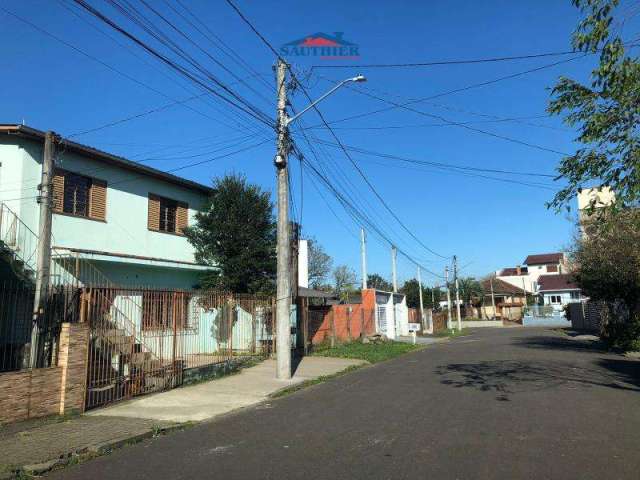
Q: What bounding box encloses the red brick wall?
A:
[308,289,378,345]
[0,323,89,425]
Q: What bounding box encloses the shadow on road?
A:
[436,359,640,401]
[515,334,606,353]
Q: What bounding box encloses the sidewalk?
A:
[0,356,364,477]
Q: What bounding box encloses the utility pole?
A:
[490,277,496,320]
[445,266,452,330]
[391,245,398,293]
[360,227,367,290]
[453,255,462,331]
[275,59,291,380]
[30,131,56,368]
[417,266,425,330]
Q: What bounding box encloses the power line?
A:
[2,4,264,137]
[338,83,571,156]
[71,0,275,130]
[309,50,585,69]
[317,54,591,128]
[224,0,452,261]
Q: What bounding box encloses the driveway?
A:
[50,328,640,480]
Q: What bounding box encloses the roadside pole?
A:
[490,277,496,320]
[275,59,291,379]
[445,266,452,330]
[30,131,55,368]
[391,245,398,292]
[360,227,367,290]
[454,255,462,331]
[417,266,425,331]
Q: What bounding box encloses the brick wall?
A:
[307,289,378,345]
[0,323,89,425]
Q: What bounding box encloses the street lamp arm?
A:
[285,75,366,127]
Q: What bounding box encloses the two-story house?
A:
[495,252,569,293]
[0,124,213,289]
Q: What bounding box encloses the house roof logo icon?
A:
[280,32,360,59]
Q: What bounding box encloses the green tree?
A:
[572,210,640,349]
[367,273,393,291]
[333,265,357,301]
[184,174,276,294]
[307,237,333,288]
[400,278,434,309]
[457,277,484,309]
[548,0,640,212]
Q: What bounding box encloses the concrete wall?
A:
[461,320,504,328]
[0,139,209,265]
[0,323,89,424]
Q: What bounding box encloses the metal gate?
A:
[84,288,180,410]
[84,288,275,410]
[377,305,387,334]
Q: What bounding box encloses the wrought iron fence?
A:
[0,281,77,372]
[84,286,275,410]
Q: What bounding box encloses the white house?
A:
[0,124,213,289]
[496,252,568,293]
[537,274,584,310]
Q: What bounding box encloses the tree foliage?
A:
[333,265,358,301]
[184,174,276,294]
[548,0,640,212]
[400,279,440,309]
[306,237,333,288]
[457,277,484,308]
[572,210,640,348]
[367,273,393,291]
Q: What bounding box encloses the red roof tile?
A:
[524,253,564,265]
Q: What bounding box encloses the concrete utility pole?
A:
[360,227,367,290]
[275,59,291,380]
[391,245,398,293]
[417,266,425,330]
[445,266,452,329]
[490,277,496,319]
[30,131,56,368]
[453,255,462,331]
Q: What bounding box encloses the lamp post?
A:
[274,59,366,379]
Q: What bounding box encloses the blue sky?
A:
[2,1,637,287]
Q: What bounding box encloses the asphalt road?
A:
[51,328,640,480]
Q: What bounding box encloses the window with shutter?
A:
[148,195,160,231]
[149,194,187,235]
[53,169,106,220]
[89,179,107,221]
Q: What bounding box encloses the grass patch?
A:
[311,340,422,364]
[433,328,468,338]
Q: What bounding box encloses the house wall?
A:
[0,323,89,424]
[0,139,208,265]
[542,291,579,308]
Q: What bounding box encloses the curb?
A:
[9,423,188,478]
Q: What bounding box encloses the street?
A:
[50,328,640,480]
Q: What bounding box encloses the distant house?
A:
[0,124,213,289]
[537,274,584,310]
[496,252,568,293]
[479,278,526,320]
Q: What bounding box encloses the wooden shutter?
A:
[89,179,107,220]
[148,194,160,231]
[176,202,189,235]
[52,170,65,213]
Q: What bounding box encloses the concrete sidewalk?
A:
[0,356,364,477]
[90,356,366,423]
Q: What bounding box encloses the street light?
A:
[274,60,366,380]
[285,74,367,126]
